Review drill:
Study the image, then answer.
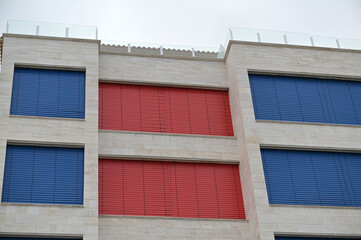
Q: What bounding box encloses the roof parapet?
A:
[100,40,224,59]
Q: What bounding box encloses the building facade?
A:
[0,32,361,240]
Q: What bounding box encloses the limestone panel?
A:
[226,42,361,240]
[0,35,99,240]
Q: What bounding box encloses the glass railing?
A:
[226,27,361,51]
[6,20,98,39]
[4,20,222,59]
[102,40,224,59]
[4,20,360,61]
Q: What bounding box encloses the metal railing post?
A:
[336,39,340,48]
[229,28,234,40]
[257,33,261,42]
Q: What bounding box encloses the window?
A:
[249,74,361,125]
[99,159,245,219]
[2,145,84,205]
[99,83,234,136]
[11,67,85,119]
[261,149,361,207]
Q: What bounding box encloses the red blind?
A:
[99,83,234,136]
[99,159,245,219]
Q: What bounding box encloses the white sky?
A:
[0,0,360,47]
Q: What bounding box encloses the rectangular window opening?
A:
[249,74,361,125]
[262,148,361,207]
[98,159,245,219]
[99,83,234,136]
[2,145,84,205]
[10,67,85,119]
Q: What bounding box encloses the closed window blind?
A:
[276,237,361,240]
[261,149,361,207]
[11,67,85,119]
[249,74,361,125]
[2,145,84,205]
[99,159,245,219]
[99,83,234,136]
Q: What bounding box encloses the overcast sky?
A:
[0,0,360,47]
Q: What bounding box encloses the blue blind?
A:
[2,145,84,205]
[261,149,361,207]
[249,74,361,125]
[276,237,361,240]
[10,67,85,119]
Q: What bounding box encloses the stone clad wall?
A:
[97,48,250,240]
[99,54,228,88]
[226,42,361,240]
[98,131,239,163]
[1,34,361,240]
[0,34,99,240]
[99,216,249,240]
